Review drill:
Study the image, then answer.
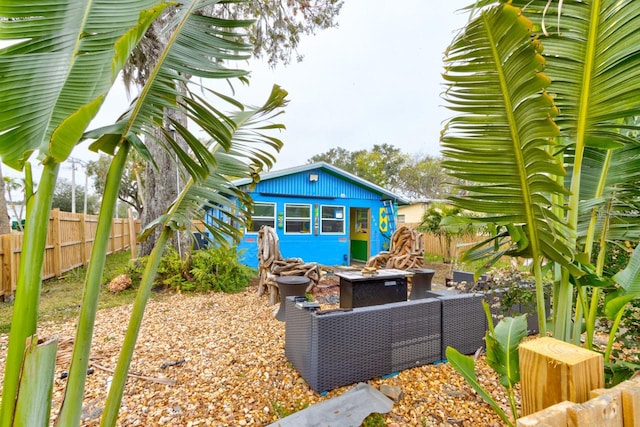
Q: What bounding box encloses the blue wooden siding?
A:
[249,168,379,200]
[237,196,388,268]
[204,164,403,269]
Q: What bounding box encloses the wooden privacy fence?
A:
[419,231,480,261]
[0,209,140,299]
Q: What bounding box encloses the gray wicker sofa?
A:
[284,292,488,393]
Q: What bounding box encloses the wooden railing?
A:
[0,209,139,299]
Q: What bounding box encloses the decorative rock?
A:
[107,274,132,293]
[380,384,404,403]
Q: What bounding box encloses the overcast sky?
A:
[5,0,472,184]
[232,0,472,170]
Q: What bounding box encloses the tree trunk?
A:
[139,108,191,258]
[0,166,11,234]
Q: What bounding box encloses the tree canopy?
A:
[51,179,100,215]
[122,1,344,257]
[308,145,452,199]
[86,153,145,217]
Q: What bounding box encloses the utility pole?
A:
[70,158,77,213]
[67,157,88,214]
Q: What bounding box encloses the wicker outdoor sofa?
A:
[284,291,488,393]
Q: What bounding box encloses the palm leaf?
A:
[512,1,640,143]
[508,0,640,245]
[101,86,286,426]
[0,0,164,169]
[577,145,640,245]
[441,3,571,269]
[88,0,257,182]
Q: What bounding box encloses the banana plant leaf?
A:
[445,346,514,427]
[14,337,57,427]
[0,0,165,169]
[101,84,287,427]
[86,0,259,184]
[485,312,528,388]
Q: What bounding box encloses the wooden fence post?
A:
[80,211,87,266]
[128,208,137,259]
[109,216,115,254]
[519,336,604,416]
[1,234,12,299]
[51,208,61,277]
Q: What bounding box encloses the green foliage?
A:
[308,147,458,199]
[152,246,254,293]
[271,399,309,419]
[362,412,386,427]
[190,246,254,293]
[51,178,100,214]
[601,242,634,278]
[86,153,145,216]
[418,204,461,237]
[604,359,640,388]
[461,268,550,317]
[446,300,527,427]
[308,144,409,190]
[441,0,640,348]
[446,346,514,427]
[157,248,192,290]
[418,203,474,263]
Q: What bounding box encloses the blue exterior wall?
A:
[211,166,399,269]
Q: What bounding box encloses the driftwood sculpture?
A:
[257,226,321,305]
[365,226,424,270]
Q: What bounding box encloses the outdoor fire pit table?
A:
[408,268,435,300]
[336,269,409,309]
[275,276,310,321]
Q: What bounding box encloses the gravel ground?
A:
[0,283,511,426]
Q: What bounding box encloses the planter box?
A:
[482,288,551,335]
[452,270,487,284]
[284,297,441,392]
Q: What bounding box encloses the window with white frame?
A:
[248,202,275,232]
[321,205,345,234]
[285,203,311,234]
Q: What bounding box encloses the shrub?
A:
[454,268,550,317]
[141,245,255,293]
[156,247,192,290]
[190,246,254,293]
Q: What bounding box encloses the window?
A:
[285,203,311,234]
[248,202,275,232]
[398,214,406,223]
[321,205,345,234]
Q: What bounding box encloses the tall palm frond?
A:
[510,0,640,230]
[441,3,575,335]
[441,3,571,267]
[101,87,286,426]
[577,145,640,246]
[0,3,167,424]
[88,0,258,182]
[139,85,288,244]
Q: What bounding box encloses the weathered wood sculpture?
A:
[365,226,424,270]
[256,226,321,305]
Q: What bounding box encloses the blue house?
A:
[222,162,408,268]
